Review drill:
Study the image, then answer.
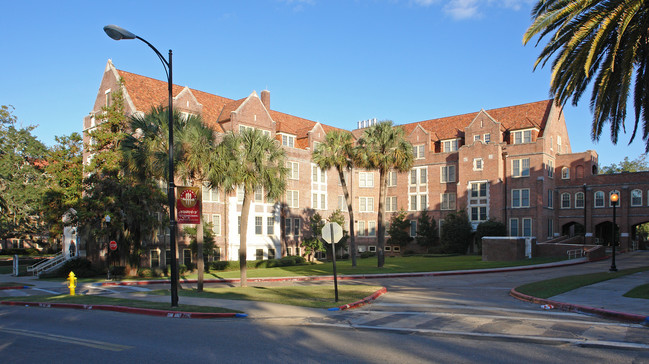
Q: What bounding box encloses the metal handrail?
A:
[27,252,66,276]
[567,249,585,260]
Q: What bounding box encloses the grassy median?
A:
[150,284,384,309]
[515,266,649,299]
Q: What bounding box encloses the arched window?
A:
[631,189,642,206]
[609,190,621,207]
[561,167,570,179]
[575,192,584,208]
[561,193,571,209]
[594,191,605,208]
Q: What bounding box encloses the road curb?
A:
[0,286,29,290]
[329,287,388,311]
[509,288,649,325]
[0,300,246,319]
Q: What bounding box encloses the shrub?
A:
[360,251,376,258]
[475,219,507,253]
[109,266,126,277]
[440,210,473,254]
[45,258,98,278]
[178,264,188,275]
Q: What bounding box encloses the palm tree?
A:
[312,130,359,267]
[212,128,288,287]
[123,107,217,291]
[523,0,649,150]
[356,121,413,268]
[175,115,217,292]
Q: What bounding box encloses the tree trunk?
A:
[197,221,204,292]
[339,168,357,267]
[239,189,252,288]
[377,170,388,268]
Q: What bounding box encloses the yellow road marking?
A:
[0,327,133,352]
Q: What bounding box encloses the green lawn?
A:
[150,285,383,309]
[515,266,649,299]
[187,255,563,280]
[623,283,649,299]
[1,294,241,313]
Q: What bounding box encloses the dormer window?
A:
[484,133,491,143]
[442,139,459,152]
[474,135,481,142]
[240,125,271,137]
[413,144,425,159]
[281,134,295,148]
[512,129,532,144]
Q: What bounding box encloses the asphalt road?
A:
[1,253,648,363]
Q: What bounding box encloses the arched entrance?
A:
[561,221,585,237]
[595,221,619,246]
[631,221,649,250]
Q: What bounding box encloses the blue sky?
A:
[1,0,645,167]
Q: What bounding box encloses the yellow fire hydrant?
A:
[67,271,77,296]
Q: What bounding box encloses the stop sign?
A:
[109,240,117,251]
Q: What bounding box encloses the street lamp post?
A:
[609,192,619,272]
[103,25,179,307]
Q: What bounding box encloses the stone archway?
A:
[595,221,618,246]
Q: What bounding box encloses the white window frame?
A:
[286,190,299,208]
[387,171,397,187]
[287,161,299,180]
[359,197,374,212]
[212,214,221,236]
[609,190,621,207]
[561,192,570,209]
[575,192,585,208]
[409,220,417,237]
[267,216,275,235]
[510,218,519,236]
[484,133,491,143]
[512,158,530,178]
[281,134,295,148]
[594,191,605,208]
[386,196,397,212]
[440,165,456,183]
[522,218,532,237]
[357,221,366,236]
[512,189,530,208]
[413,144,425,159]
[513,129,532,144]
[631,189,642,207]
[441,193,456,210]
[473,158,483,171]
[561,167,570,179]
[368,221,376,237]
[359,172,374,188]
[255,216,263,235]
[442,139,459,152]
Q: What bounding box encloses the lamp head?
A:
[104,25,136,40]
[610,192,619,203]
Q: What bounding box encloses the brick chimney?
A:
[261,90,270,110]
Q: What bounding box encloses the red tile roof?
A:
[117,67,551,149]
[401,99,554,141]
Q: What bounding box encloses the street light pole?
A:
[609,192,619,272]
[103,25,179,307]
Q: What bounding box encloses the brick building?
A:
[82,60,648,267]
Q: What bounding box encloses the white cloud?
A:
[443,0,480,19]
[411,0,531,20]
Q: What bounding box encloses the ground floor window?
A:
[183,249,191,266]
[393,246,401,252]
[287,247,293,256]
[165,250,172,266]
[213,247,221,261]
[268,248,276,259]
[150,250,160,267]
[368,245,376,252]
[256,249,264,260]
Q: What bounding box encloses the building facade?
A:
[83,60,649,267]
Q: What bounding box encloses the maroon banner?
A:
[176,186,201,225]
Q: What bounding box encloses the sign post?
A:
[322,222,343,302]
